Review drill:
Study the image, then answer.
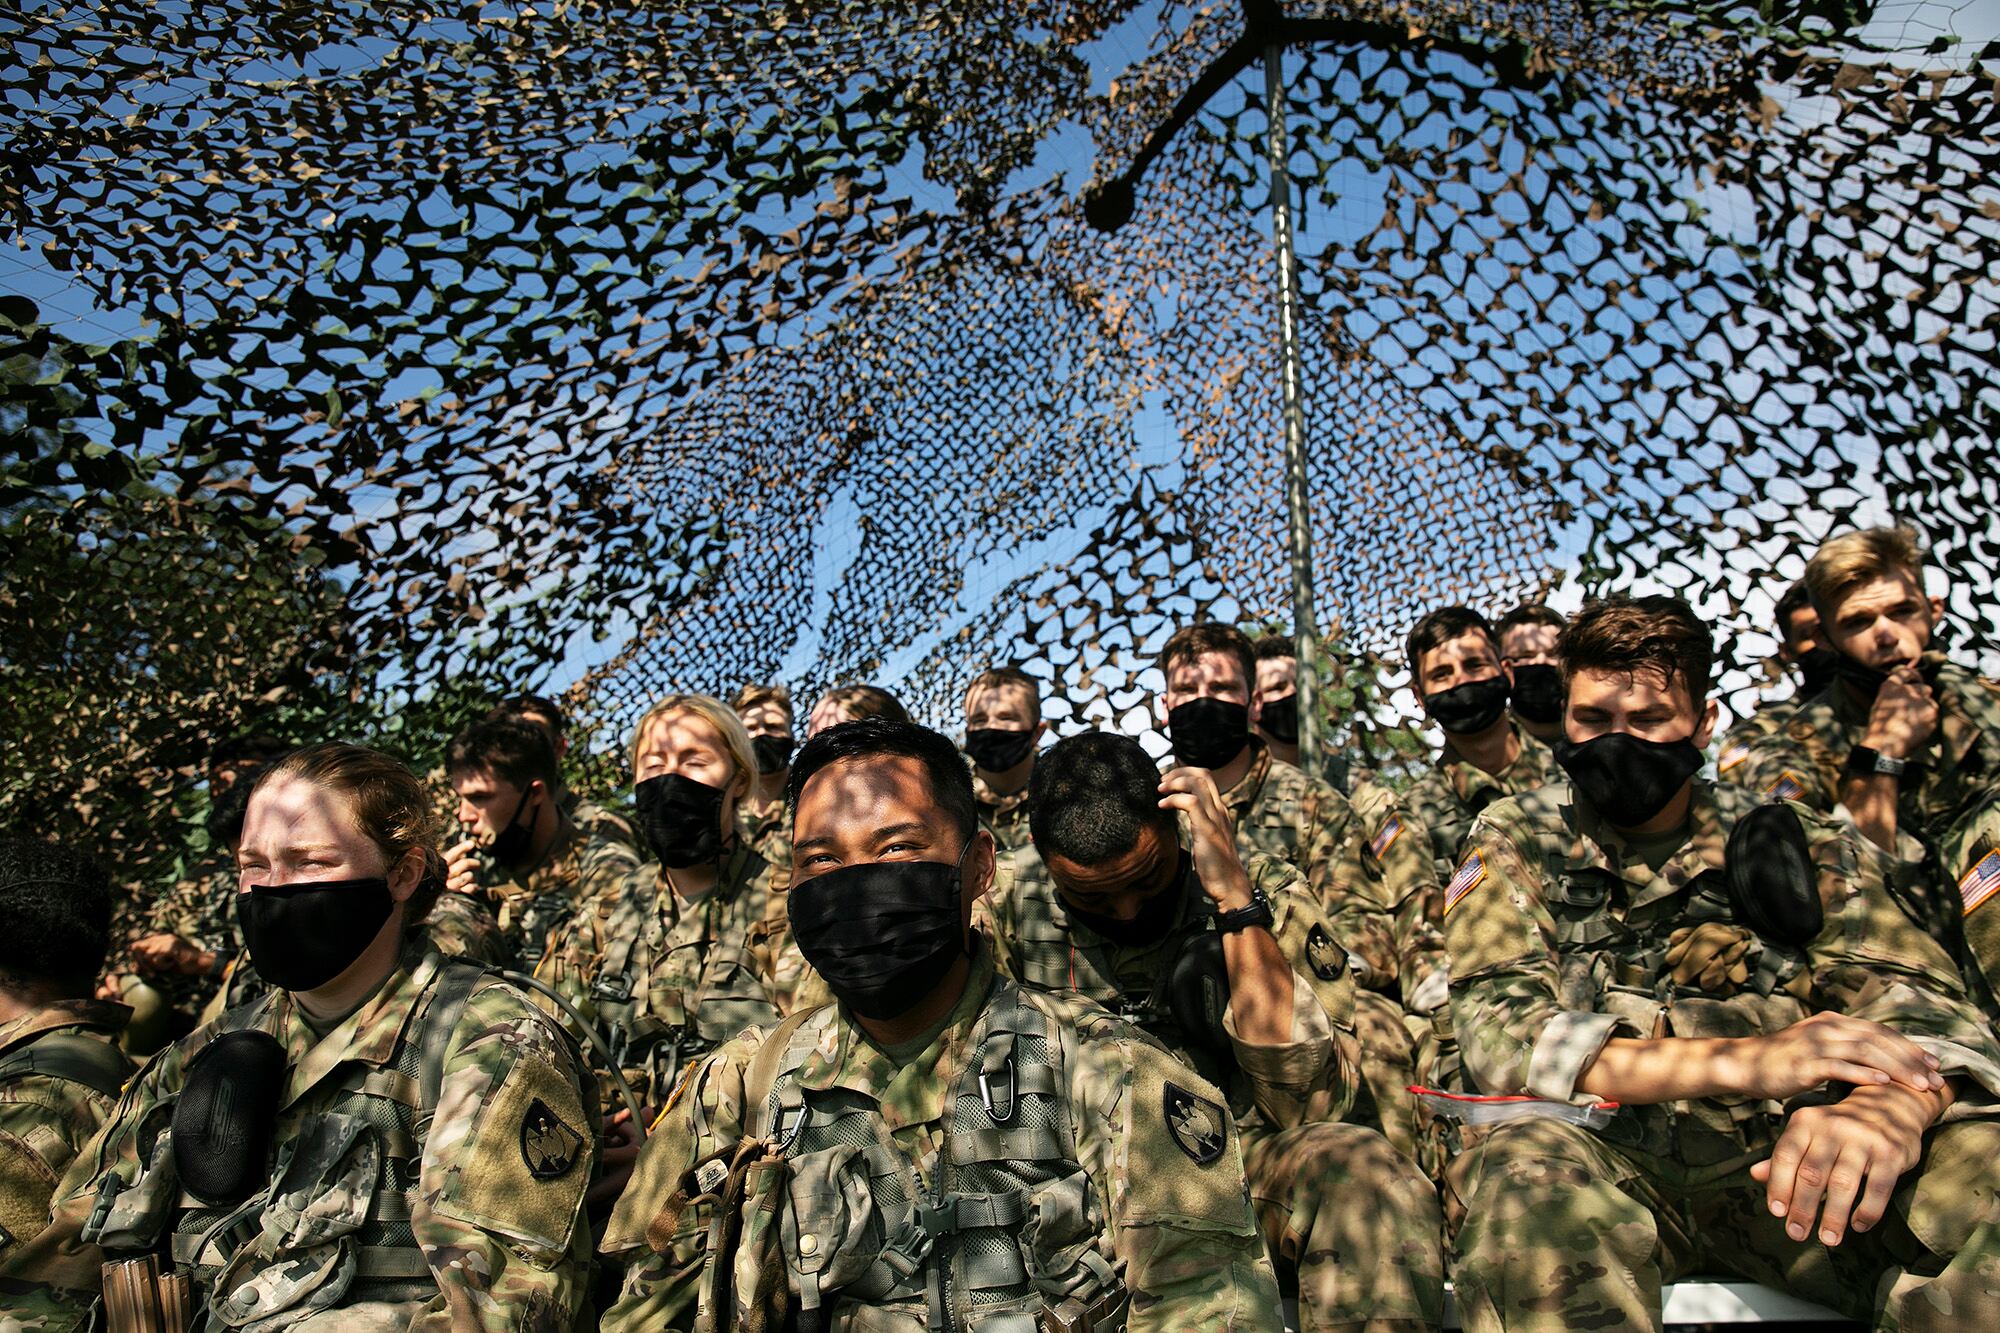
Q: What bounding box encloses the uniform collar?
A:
[270,936,439,1108]
[793,939,999,1130]
[1441,718,1551,804]
[1565,781,1728,912]
[652,837,760,920]
[502,814,583,889]
[1216,738,1273,820]
[971,771,1034,820]
[0,997,131,1058]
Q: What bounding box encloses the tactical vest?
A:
[82,954,485,1325]
[590,871,782,1099]
[1515,787,1809,1160]
[747,983,1126,1332]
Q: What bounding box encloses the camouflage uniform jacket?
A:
[109,862,236,1019]
[1346,779,1447,1001]
[0,938,597,1332]
[1443,777,2000,1163]
[563,788,641,856]
[972,769,1035,854]
[538,840,788,1106]
[1937,797,2000,1020]
[0,1000,132,1259]
[1193,739,1401,993]
[736,796,792,881]
[1714,692,1807,783]
[482,818,641,969]
[1403,719,1556,884]
[1734,654,2000,841]
[987,843,1360,1131]
[598,941,1282,1331]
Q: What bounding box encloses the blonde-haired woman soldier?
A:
[0,743,597,1331]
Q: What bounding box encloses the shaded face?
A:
[808,695,858,738]
[1823,572,1935,671]
[965,681,1039,732]
[1778,604,1821,662]
[1162,651,1258,723]
[1564,666,1716,749]
[451,765,538,845]
[1417,630,1509,697]
[1255,655,1297,705]
[237,775,417,902]
[1499,622,1561,669]
[791,754,992,925]
[738,700,794,745]
[1044,821,1179,924]
[636,710,743,825]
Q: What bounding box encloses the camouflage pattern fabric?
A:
[1441,777,2000,1328]
[1713,695,1808,786]
[0,1000,132,1259]
[479,819,641,970]
[971,770,1035,854]
[564,791,640,857]
[537,839,790,1108]
[597,942,1284,1331]
[987,845,1445,1328]
[1347,778,1447,1004]
[1937,796,2000,1023]
[1402,720,1557,884]
[0,938,597,1332]
[104,862,237,1042]
[734,799,792,882]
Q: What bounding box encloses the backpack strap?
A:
[0,1031,132,1099]
[744,1004,830,1143]
[416,957,490,1123]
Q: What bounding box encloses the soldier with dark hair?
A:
[1716,579,1831,782]
[487,691,640,853]
[962,664,1045,852]
[731,681,797,868]
[987,731,1446,1330]
[0,838,133,1259]
[599,718,1283,1330]
[1493,603,1567,744]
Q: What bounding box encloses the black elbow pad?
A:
[1725,802,1824,948]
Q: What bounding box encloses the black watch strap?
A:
[1844,745,1911,778]
[1214,887,1275,935]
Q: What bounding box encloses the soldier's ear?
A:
[1694,698,1720,750]
[388,847,425,903]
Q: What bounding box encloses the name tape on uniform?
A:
[1445,851,1486,915]
[1961,850,2000,917]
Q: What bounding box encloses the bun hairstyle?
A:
[250,743,445,921]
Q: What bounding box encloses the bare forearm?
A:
[1220,929,1296,1046]
[1577,1036,1749,1104]
[1838,773,1899,852]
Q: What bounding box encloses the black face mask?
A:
[1555,732,1705,829]
[1833,652,1893,698]
[787,852,969,1021]
[237,877,397,992]
[487,785,539,870]
[1508,665,1564,726]
[964,727,1037,773]
[1258,694,1300,745]
[1059,851,1193,947]
[751,734,793,776]
[1423,676,1512,736]
[633,773,727,868]
[1167,698,1250,770]
[1795,647,1838,698]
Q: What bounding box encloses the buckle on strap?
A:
[979,1057,1017,1124]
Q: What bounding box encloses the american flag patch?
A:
[1444,852,1486,915]
[1766,771,1807,801]
[1370,815,1404,859]
[1961,850,2000,916]
[1718,743,1751,773]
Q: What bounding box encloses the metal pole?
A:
[1264,43,1321,768]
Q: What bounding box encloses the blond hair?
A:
[628,693,757,796]
[1805,527,1926,617]
[252,743,444,923]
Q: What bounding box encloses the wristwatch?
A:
[1214,886,1275,935]
[1844,745,1910,778]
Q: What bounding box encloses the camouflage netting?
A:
[4,1,1997,881]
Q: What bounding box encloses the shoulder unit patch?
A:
[520,1097,584,1180]
[1162,1081,1227,1165]
[1444,851,1486,915]
[1305,923,1344,981]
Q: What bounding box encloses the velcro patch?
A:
[1718,743,1750,773]
[1960,850,2000,917]
[1369,815,1404,859]
[1444,852,1486,915]
[1765,771,1807,802]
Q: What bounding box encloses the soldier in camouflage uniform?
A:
[0,839,134,1260]
[1713,580,1834,781]
[1492,604,1567,747]
[1249,632,1347,791]
[486,692,641,854]
[1734,531,2000,935]
[537,694,794,1115]
[732,681,798,873]
[961,665,1045,854]
[987,732,1444,1330]
[443,718,640,969]
[598,717,1282,1330]
[1,744,598,1331]
[1156,623,1422,1161]
[1442,596,2000,1331]
[1934,796,2000,1020]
